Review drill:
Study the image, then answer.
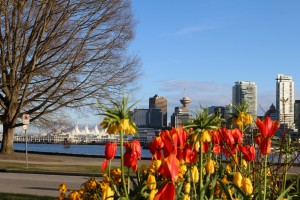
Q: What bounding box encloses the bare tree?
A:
[0,0,141,153]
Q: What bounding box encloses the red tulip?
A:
[256,117,279,138]
[154,182,175,200]
[255,117,279,155]
[160,129,178,157]
[101,142,117,171]
[131,140,142,159]
[123,140,141,172]
[213,144,221,155]
[158,153,179,182]
[149,136,164,160]
[176,126,188,150]
[239,145,256,161]
[203,142,209,153]
[183,144,198,164]
[232,128,243,144]
[219,128,235,146]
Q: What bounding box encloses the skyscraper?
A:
[232,81,257,117]
[276,74,294,129]
[149,94,168,127]
[294,100,300,131]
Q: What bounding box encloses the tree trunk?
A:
[1,125,15,154]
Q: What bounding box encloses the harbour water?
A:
[1,143,299,163]
[12,143,153,158]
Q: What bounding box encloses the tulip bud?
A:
[233,172,243,188]
[102,184,114,200]
[183,194,190,200]
[205,158,216,174]
[146,174,156,190]
[241,159,247,169]
[190,165,199,183]
[194,141,200,152]
[184,182,191,194]
[241,177,253,195]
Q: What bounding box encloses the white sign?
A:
[23,114,30,125]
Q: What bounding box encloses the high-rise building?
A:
[133,108,149,128]
[276,74,294,129]
[171,96,192,128]
[294,100,300,131]
[232,81,257,117]
[149,94,168,127]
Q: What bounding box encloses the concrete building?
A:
[149,94,168,128]
[276,74,294,130]
[232,81,257,117]
[133,107,163,129]
[294,100,300,131]
[171,96,192,128]
[208,106,225,118]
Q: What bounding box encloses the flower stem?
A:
[199,141,203,199]
[120,130,129,199]
[263,155,268,200]
[108,159,111,179]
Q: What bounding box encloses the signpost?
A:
[22,114,30,167]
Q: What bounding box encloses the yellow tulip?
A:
[200,130,211,142]
[120,119,130,132]
[241,177,253,195]
[241,159,247,169]
[225,164,232,174]
[183,194,191,200]
[152,160,162,172]
[184,182,191,194]
[148,189,158,200]
[191,165,199,183]
[205,158,216,174]
[244,114,253,125]
[107,122,118,134]
[102,184,114,200]
[233,172,243,188]
[194,141,200,152]
[146,174,156,190]
[130,122,137,134]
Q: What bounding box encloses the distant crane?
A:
[259,104,266,115]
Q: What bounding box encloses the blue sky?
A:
[7,1,300,132]
[124,0,300,121]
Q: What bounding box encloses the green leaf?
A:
[276,181,295,200]
[217,178,233,200]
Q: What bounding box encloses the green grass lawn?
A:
[0,193,56,200]
[0,161,102,175]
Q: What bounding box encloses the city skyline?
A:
[126,1,300,124]
[72,1,300,126]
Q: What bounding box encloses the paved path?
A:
[0,172,88,197]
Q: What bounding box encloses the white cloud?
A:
[161,24,213,37]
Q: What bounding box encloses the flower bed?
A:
[58,97,300,200]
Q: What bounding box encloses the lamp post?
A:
[23,125,28,167]
[22,114,30,168]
